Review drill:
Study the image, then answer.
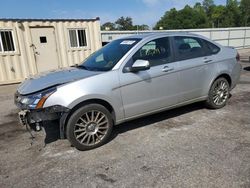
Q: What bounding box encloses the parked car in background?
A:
[15,33,242,150]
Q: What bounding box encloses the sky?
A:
[0,0,226,27]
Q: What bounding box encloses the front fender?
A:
[43,71,124,123]
[68,94,124,121]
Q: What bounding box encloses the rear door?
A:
[173,36,215,101]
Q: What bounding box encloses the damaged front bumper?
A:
[18,105,69,125]
[15,90,70,138]
[18,105,70,134]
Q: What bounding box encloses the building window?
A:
[69,29,87,48]
[108,36,112,40]
[40,36,47,43]
[0,30,15,52]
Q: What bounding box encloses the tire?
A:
[206,77,230,109]
[66,104,113,151]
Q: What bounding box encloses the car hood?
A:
[17,67,100,95]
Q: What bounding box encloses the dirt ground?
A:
[0,62,250,188]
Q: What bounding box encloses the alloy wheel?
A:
[212,79,229,106]
[74,110,109,146]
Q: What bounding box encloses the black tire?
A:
[66,104,113,151]
[206,77,230,109]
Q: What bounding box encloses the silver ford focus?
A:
[15,33,241,150]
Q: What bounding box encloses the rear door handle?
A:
[162,66,174,72]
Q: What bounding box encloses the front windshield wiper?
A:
[76,65,89,70]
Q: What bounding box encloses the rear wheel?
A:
[206,77,230,109]
[66,104,113,151]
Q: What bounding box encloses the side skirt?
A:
[115,96,207,125]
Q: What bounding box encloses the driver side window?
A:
[132,37,172,67]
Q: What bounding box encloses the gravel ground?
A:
[0,62,250,188]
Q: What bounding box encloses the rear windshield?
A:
[79,38,141,71]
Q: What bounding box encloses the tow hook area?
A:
[17,106,70,139]
[35,122,42,131]
[27,122,43,132]
[18,110,29,126]
[18,110,42,132]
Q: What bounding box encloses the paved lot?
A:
[0,62,250,188]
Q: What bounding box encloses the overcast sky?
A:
[0,0,226,27]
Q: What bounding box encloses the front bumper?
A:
[17,105,70,126]
[15,91,70,138]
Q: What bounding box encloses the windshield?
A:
[79,38,141,71]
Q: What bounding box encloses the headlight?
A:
[20,87,56,109]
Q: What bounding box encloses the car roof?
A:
[121,32,202,40]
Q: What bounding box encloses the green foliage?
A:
[240,0,250,26]
[101,0,249,31]
[101,22,116,30]
[155,0,247,30]
[211,5,226,27]
[115,16,133,30]
[154,5,209,29]
[202,0,215,14]
[101,16,149,31]
[133,24,150,30]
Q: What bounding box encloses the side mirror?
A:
[125,59,150,72]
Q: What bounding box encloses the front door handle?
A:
[162,66,174,72]
[203,58,213,63]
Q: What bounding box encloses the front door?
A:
[30,27,59,72]
[119,37,181,118]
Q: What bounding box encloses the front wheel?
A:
[206,77,230,109]
[66,104,113,151]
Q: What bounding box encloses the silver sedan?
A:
[15,33,242,150]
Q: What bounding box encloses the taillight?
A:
[236,52,240,62]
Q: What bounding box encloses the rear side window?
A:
[174,36,206,61]
[203,40,220,55]
[132,37,172,67]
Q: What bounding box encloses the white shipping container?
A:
[0,18,101,84]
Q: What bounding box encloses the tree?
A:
[154,8,180,29]
[240,0,250,26]
[202,0,215,14]
[211,5,226,27]
[115,16,133,30]
[193,2,209,26]
[154,0,248,29]
[154,6,209,29]
[194,2,203,11]
[101,17,150,31]
[101,22,116,30]
[222,0,241,27]
[133,24,150,30]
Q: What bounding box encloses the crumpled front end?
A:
[14,89,69,132]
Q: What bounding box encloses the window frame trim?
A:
[122,36,176,73]
[0,31,3,52]
[201,39,221,55]
[0,29,18,54]
[67,27,89,51]
[130,36,175,67]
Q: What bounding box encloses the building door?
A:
[30,27,59,72]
